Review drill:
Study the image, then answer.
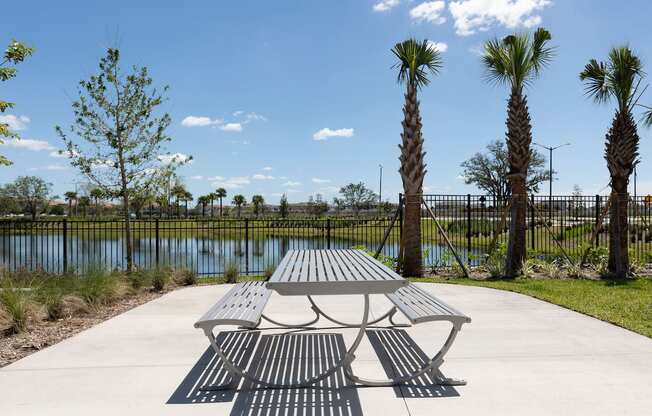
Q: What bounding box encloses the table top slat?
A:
[267,249,407,296]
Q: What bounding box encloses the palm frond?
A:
[641,105,652,127]
[481,38,510,86]
[531,28,554,75]
[391,38,442,88]
[579,59,610,103]
[608,46,643,109]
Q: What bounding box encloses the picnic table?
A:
[195,249,471,389]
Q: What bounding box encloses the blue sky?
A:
[2,0,652,203]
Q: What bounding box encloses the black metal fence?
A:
[0,194,650,276]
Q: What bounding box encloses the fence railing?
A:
[0,194,650,276]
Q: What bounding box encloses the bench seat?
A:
[386,283,471,326]
[194,281,271,330]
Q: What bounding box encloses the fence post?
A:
[245,218,249,275]
[62,219,68,274]
[398,193,404,242]
[595,194,601,246]
[327,218,331,249]
[530,194,536,251]
[155,218,160,268]
[466,194,472,264]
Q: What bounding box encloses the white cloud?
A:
[283,181,301,187]
[91,159,116,170]
[49,149,80,159]
[211,176,251,189]
[373,0,400,12]
[207,175,225,181]
[190,175,204,180]
[181,116,222,127]
[29,164,68,171]
[285,189,301,194]
[252,174,274,180]
[318,186,339,195]
[0,138,55,152]
[245,112,267,122]
[0,115,30,131]
[232,110,244,117]
[157,153,193,166]
[219,123,242,132]
[262,166,273,171]
[312,178,331,184]
[312,127,354,141]
[427,41,448,53]
[410,1,447,24]
[449,0,552,36]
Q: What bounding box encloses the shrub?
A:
[520,258,538,278]
[151,269,170,292]
[224,263,239,284]
[541,260,562,279]
[0,287,32,334]
[565,261,585,279]
[173,269,197,286]
[75,269,119,307]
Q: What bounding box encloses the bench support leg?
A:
[344,322,466,387]
[199,294,371,390]
[307,296,409,328]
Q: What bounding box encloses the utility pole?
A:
[378,164,383,209]
[534,142,570,223]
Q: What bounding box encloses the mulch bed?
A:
[0,290,167,368]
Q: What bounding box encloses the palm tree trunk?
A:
[504,88,533,278]
[219,198,223,217]
[605,110,639,278]
[399,82,426,277]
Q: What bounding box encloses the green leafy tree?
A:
[215,187,227,217]
[232,194,246,218]
[57,48,174,272]
[279,194,289,218]
[4,176,52,220]
[251,194,265,217]
[482,27,554,277]
[1,40,34,166]
[392,38,442,277]
[460,139,552,200]
[580,46,652,277]
[307,194,329,217]
[334,183,377,216]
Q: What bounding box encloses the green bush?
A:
[554,222,594,241]
[173,269,197,286]
[446,219,502,237]
[75,268,119,307]
[224,263,239,284]
[151,269,170,292]
[0,287,32,334]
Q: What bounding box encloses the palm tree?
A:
[78,196,90,217]
[482,27,554,277]
[182,190,193,218]
[580,46,652,277]
[89,188,103,217]
[171,183,186,218]
[251,194,265,217]
[232,194,246,218]
[64,191,77,217]
[208,192,216,217]
[391,38,442,277]
[215,188,227,217]
[197,195,210,217]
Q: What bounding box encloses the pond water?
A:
[0,234,483,275]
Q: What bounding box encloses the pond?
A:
[0,234,484,275]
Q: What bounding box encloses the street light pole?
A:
[533,142,571,223]
[378,164,383,209]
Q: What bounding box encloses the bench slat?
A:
[387,283,471,325]
[195,281,271,329]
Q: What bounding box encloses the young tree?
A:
[460,140,552,200]
[279,194,289,218]
[232,194,246,218]
[335,183,377,216]
[251,194,265,217]
[215,188,227,217]
[570,184,584,220]
[57,48,173,272]
[482,28,554,277]
[308,194,329,216]
[580,46,652,277]
[4,176,52,220]
[392,39,442,277]
[1,40,34,166]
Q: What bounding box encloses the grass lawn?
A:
[412,276,652,339]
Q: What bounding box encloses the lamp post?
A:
[378,164,383,210]
[533,142,570,223]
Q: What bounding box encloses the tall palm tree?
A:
[391,38,442,277]
[580,46,651,277]
[89,188,103,217]
[171,183,186,218]
[251,194,265,217]
[482,27,554,277]
[208,192,216,217]
[182,190,193,218]
[215,188,227,217]
[64,191,77,217]
[232,194,246,218]
[198,195,210,217]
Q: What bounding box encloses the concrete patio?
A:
[1,282,651,415]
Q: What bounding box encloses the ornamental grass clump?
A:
[0,286,33,334]
[172,268,197,286]
[224,263,239,284]
[75,268,119,307]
